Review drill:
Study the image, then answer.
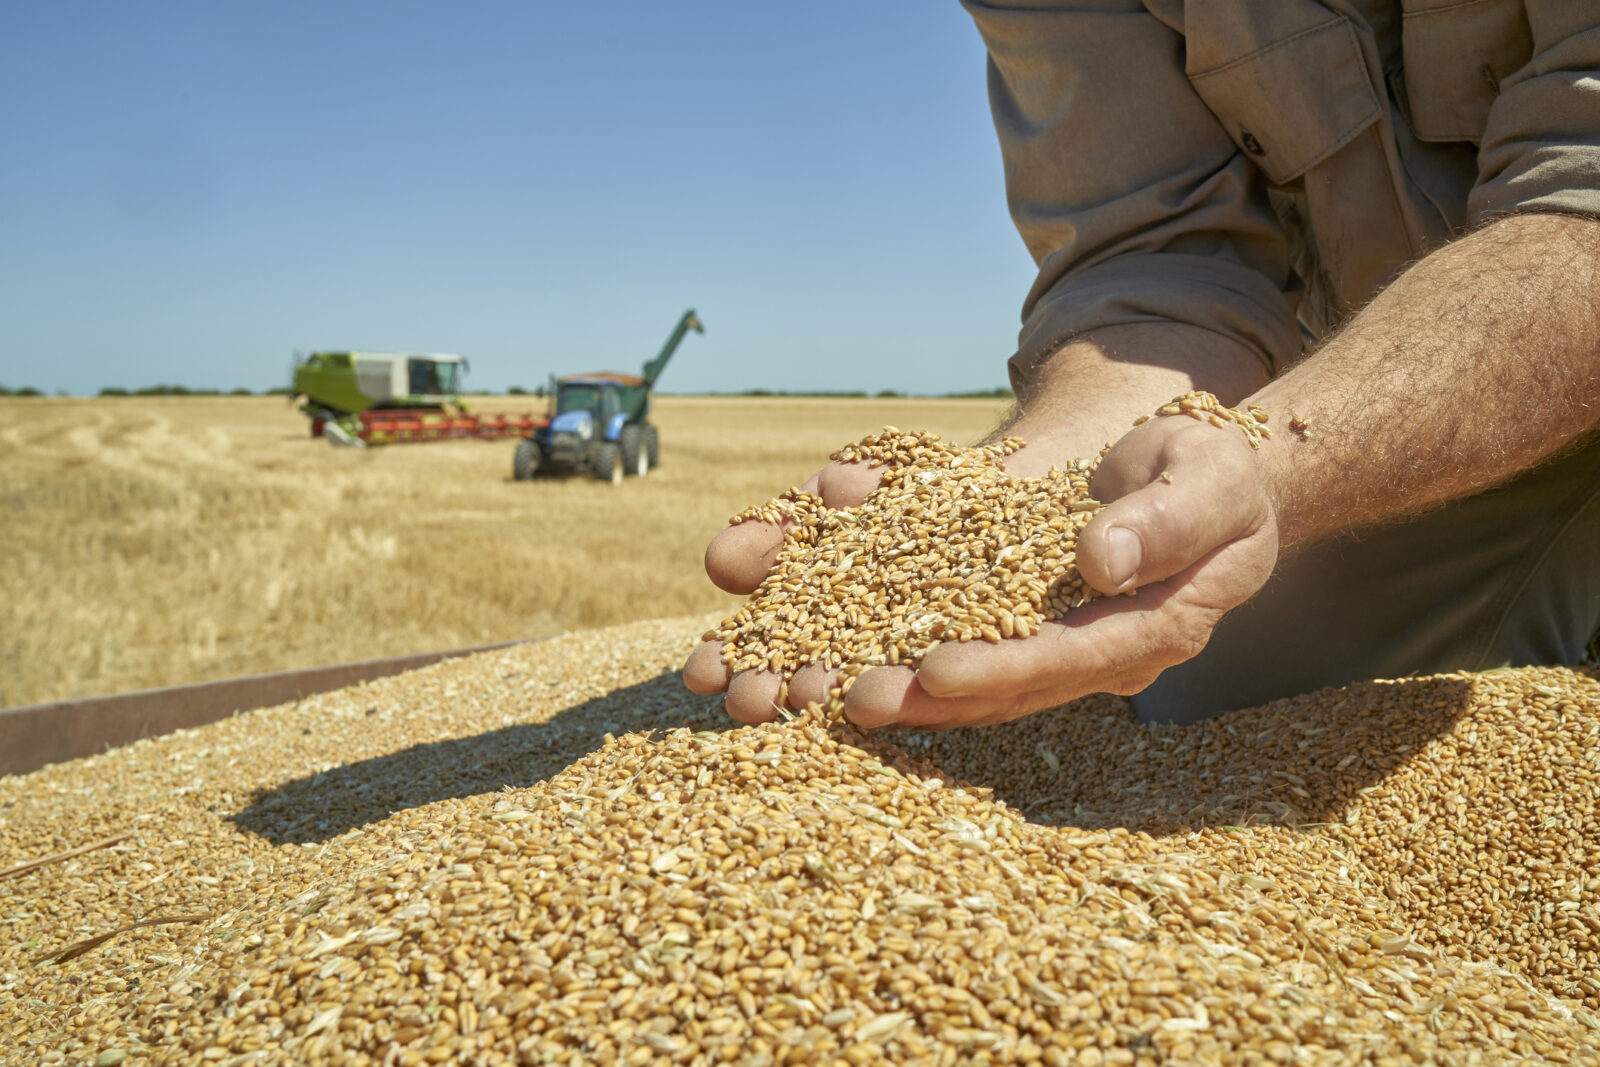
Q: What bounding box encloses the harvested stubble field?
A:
[0,395,1008,707]
[3,614,1600,1065]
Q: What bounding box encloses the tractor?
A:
[513,309,702,484]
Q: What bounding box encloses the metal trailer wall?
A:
[0,641,528,778]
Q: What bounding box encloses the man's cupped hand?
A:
[683,416,1281,729]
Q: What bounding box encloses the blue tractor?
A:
[513,310,703,484]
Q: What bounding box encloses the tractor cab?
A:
[548,373,642,442]
[554,378,622,433]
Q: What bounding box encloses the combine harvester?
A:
[513,309,703,484]
[292,351,543,446]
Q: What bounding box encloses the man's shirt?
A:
[961,0,1600,378]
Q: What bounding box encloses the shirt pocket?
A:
[1400,0,1533,143]
[1188,15,1382,186]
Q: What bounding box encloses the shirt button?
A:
[1241,131,1266,156]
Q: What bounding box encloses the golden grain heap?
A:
[4,626,1600,1066]
[712,393,1272,707]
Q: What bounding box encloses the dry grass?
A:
[0,394,1009,706]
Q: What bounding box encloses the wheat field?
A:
[0,394,1011,707]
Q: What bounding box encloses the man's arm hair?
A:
[1252,212,1600,552]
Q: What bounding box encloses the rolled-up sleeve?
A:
[962,0,1303,384]
[1470,6,1600,224]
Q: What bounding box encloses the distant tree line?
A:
[942,386,1015,398]
[1,385,302,396]
[670,386,1016,399]
[97,384,263,397]
[0,383,1015,400]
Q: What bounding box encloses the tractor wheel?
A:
[594,442,624,485]
[513,438,542,481]
[619,425,647,478]
[644,424,661,468]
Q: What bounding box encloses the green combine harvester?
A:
[513,309,704,484]
[292,352,539,445]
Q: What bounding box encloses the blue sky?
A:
[0,3,1038,396]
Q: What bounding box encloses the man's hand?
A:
[685,412,1281,728]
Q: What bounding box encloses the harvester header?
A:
[292,351,541,446]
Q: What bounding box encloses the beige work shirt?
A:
[962,1,1600,380]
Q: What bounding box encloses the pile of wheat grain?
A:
[3,619,1598,1066]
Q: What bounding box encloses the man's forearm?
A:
[1002,320,1271,475]
[1252,213,1600,552]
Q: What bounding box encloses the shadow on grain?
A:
[231,669,735,845]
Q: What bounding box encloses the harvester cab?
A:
[513,309,703,484]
